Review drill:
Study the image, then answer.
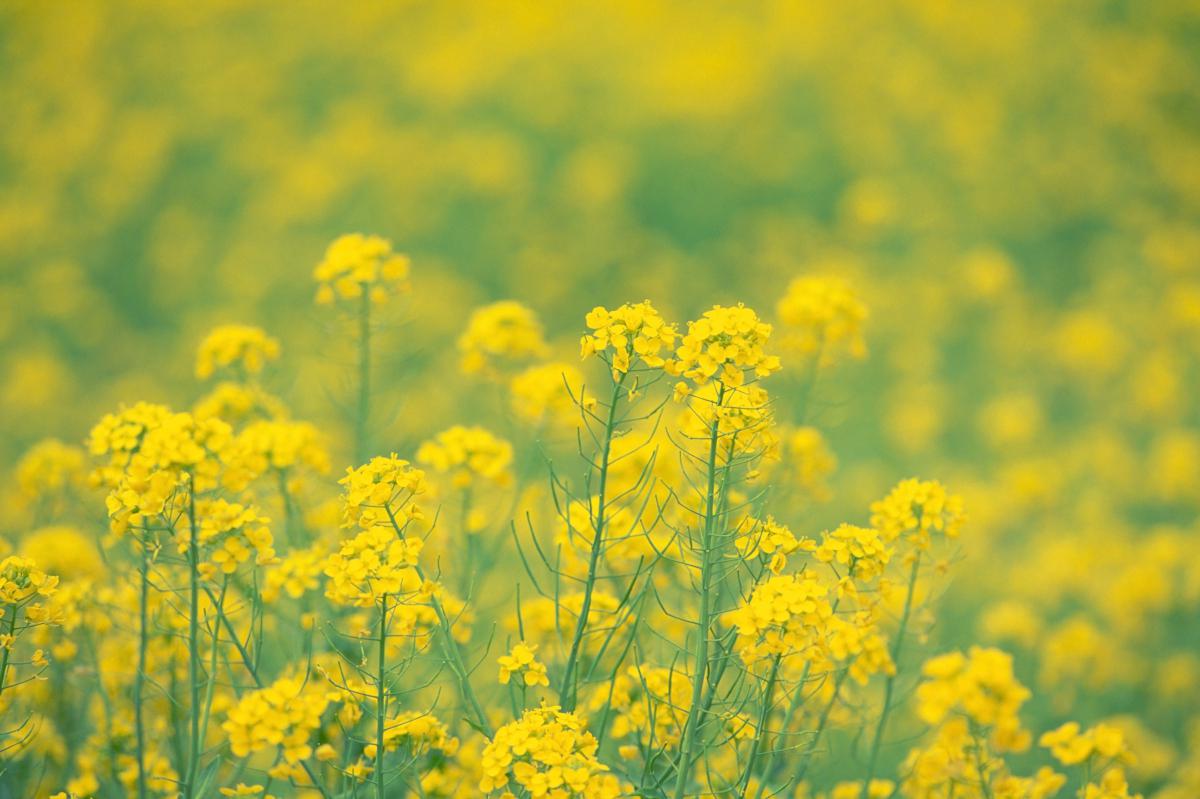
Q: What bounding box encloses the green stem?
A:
[0,602,17,697]
[382,505,491,736]
[795,667,850,782]
[277,469,300,545]
[376,593,388,799]
[204,585,334,799]
[356,286,372,465]
[559,374,626,713]
[864,552,922,785]
[752,661,812,799]
[135,544,149,799]
[186,475,202,799]
[738,655,782,797]
[672,382,726,799]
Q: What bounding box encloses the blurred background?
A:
[2,0,1200,782]
[3,3,1200,774]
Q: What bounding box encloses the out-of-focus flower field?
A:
[2,2,1199,798]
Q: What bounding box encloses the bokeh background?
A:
[3,1,1200,791]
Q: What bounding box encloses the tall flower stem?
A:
[376,593,389,799]
[186,475,202,799]
[865,552,922,785]
[384,503,492,737]
[672,382,726,799]
[135,542,149,799]
[737,654,782,796]
[355,287,372,464]
[0,602,17,698]
[559,373,625,713]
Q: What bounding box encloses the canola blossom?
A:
[2,4,1195,799]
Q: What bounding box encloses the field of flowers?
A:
[2,2,1199,798]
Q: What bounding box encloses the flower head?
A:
[580,301,677,379]
[314,233,411,305]
[775,275,867,364]
[195,324,280,380]
[459,301,549,375]
[671,304,779,389]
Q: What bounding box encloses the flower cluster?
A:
[416,425,514,490]
[916,647,1032,752]
[313,233,411,304]
[90,405,234,533]
[870,478,966,548]
[181,499,276,578]
[780,425,837,501]
[580,301,677,378]
[497,642,550,687]
[194,324,281,380]
[775,275,867,364]
[323,526,425,607]
[338,454,427,532]
[727,573,833,663]
[0,556,59,607]
[510,361,591,429]
[193,382,288,423]
[901,718,1065,799]
[223,419,330,489]
[458,300,549,375]
[262,545,327,602]
[1039,721,1132,766]
[734,516,810,574]
[671,304,780,389]
[675,382,778,464]
[815,524,893,583]
[479,706,621,798]
[591,665,693,751]
[15,438,86,503]
[222,675,335,764]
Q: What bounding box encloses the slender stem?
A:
[672,383,726,799]
[415,563,492,736]
[356,286,372,465]
[0,602,17,697]
[376,593,388,799]
[205,594,333,799]
[277,469,300,545]
[559,374,626,712]
[970,723,994,799]
[135,544,149,799]
[382,505,491,736]
[738,655,782,796]
[795,667,850,782]
[186,475,202,799]
[865,552,922,784]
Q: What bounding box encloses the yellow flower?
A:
[195,324,281,380]
[459,301,549,375]
[20,526,105,583]
[313,233,411,304]
[338,454,427,532]
[498,642,550,687]
[916,647,1031,753]
[870,478,965,548]
[727,573,833,663]
[15,438,86,502]
[479,707,621,798]
[222,675,335,763]
[417,425,514,490]
[510,361,592,429]
[671,303,780,388]
[580,301,677,379]
[775,275,867,365]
